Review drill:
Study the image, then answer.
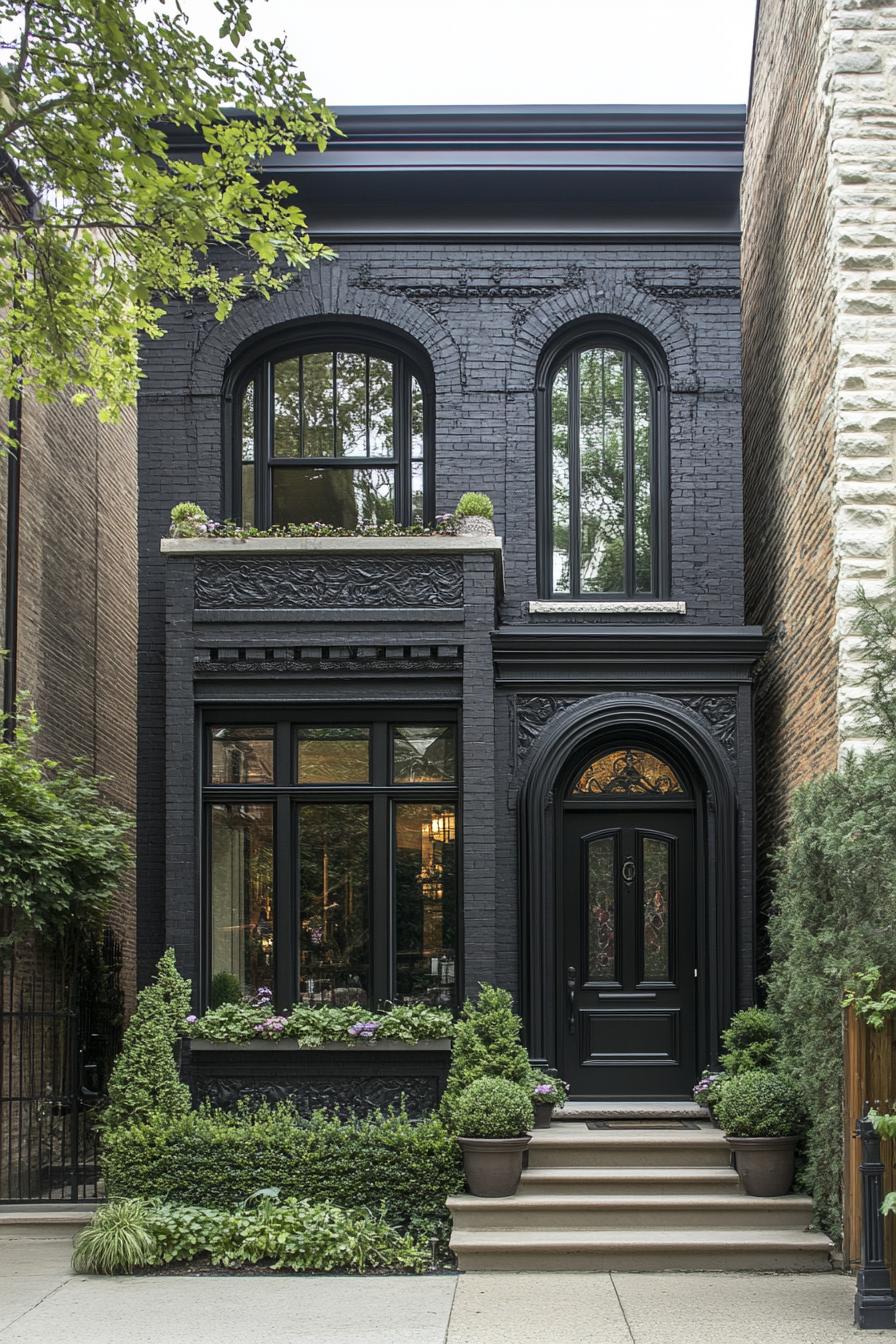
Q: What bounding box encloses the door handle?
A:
[567,965,576,1034]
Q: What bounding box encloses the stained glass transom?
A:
[571,749,684,797]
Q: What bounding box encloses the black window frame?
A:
[536,318,670,600]
[223,320,436,529]
[200,706,461,1012]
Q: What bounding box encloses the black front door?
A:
[559,793,698,1099]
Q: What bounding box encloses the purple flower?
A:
[249,986,273,1008]
[348,1020,381,1040]
[185,1014,197,1025]
[533,1083,553,1097]
[254,1015,287,1037]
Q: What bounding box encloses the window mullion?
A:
[372,794,391,1008]
[568,354,581,598]
[623,350,635,597]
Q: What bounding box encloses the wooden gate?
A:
[843,1005,896,1273]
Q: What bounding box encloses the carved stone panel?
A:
[193,1073,440,1121]
[515,692,738,766]
[194,558,464,609]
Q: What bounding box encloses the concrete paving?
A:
[1,1236,895,1343]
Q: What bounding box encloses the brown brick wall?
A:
[0,392,138,1008]
[741,0,840,943]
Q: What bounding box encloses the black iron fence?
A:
[0,931,123,1202]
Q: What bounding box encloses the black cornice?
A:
[492,625,767,662]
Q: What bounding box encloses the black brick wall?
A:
[138,241,751,1012]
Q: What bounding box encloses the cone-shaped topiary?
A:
[103,949,192,1129]
[441,984,531,1128]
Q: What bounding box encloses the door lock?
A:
[622,857,636,884]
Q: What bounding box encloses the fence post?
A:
[855,1115,896,1330]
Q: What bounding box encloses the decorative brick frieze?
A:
[194,557,464,609]
[192,643,463,676]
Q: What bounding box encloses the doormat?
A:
[586,1120,701,1130]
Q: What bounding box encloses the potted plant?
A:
[715,1069,805,1196]
[530,1071,568,1128]
[454,492,494,537]
[169,501,216,538]
[454,1076,534,1197]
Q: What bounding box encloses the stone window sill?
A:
[527,599,687,616]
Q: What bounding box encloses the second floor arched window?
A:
[537,322,669,599]
[227,324,434,529]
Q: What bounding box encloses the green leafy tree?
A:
[104,948,192,1128]
[0,702,132,948]
[0,0,337,426]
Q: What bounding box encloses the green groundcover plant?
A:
[454,492,494,520]
[102,1104,463,1239]
[72,1194,429,1275]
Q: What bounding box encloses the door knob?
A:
[566,965,576,1035]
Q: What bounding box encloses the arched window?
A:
[537,323,669,599]
[227,324,434,529]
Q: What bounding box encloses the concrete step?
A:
[448,1191,815,1231]
[556,1101,710,1122]
[450,1226,835,1272]
[0,1204,94,1241]
[520,1165,740,1197]
[526,1123,730,1169]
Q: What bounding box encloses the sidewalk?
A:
[1,1236,892,1343]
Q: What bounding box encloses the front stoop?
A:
[0,1205,94,1243]
[449,1124,834,1272]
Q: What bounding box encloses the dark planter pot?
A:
[457,1135,531,1197]
[533,1101,554,1129]
[726,1135,798,1196]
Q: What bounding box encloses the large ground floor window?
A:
[203,709,459,1010]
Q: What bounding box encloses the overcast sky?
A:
[183,0,757,106]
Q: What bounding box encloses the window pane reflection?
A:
[392,725,456,783]
[271,467,395,529]
[551,364,571,594]
[297,726,370,784]
[579,347,625,594]
[210,803,274,996]
[209,725,274,784]
[298,804,370,1006]
[633,363,652,593]
[395,804,457,1006]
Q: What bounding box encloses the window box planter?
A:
[182,1038,452,1121]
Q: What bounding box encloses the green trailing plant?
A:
[189,1000,268,1042]
[102,1105,463,1234]
[842,967,896,1030]
[440,984,531,1128]
[715,1070,805,1139]
[71,1198,156,1275]
[72,1195,430,1275]
[765,581,896,1237]
[719,1007,781,1075]
[454,492,494,520]
[168,519,458,542]
[0,702,132,949]
[188,999,454,1046]
[453,1077,533,1138]
[103,949,192,1129]
[208,971,243,1009]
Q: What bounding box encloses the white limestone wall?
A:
[824,1,896,756]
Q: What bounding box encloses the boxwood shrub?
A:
[102,1105,462,1232]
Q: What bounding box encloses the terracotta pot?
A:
[456,515,494,537]
[533,1101,554,1129]
[727,1135,798,1196]
[457,1135,531,1197]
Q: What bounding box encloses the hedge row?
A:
[102,1105,463,1229]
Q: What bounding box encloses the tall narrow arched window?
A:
[537,324,669,599]
[227,324,434,529]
